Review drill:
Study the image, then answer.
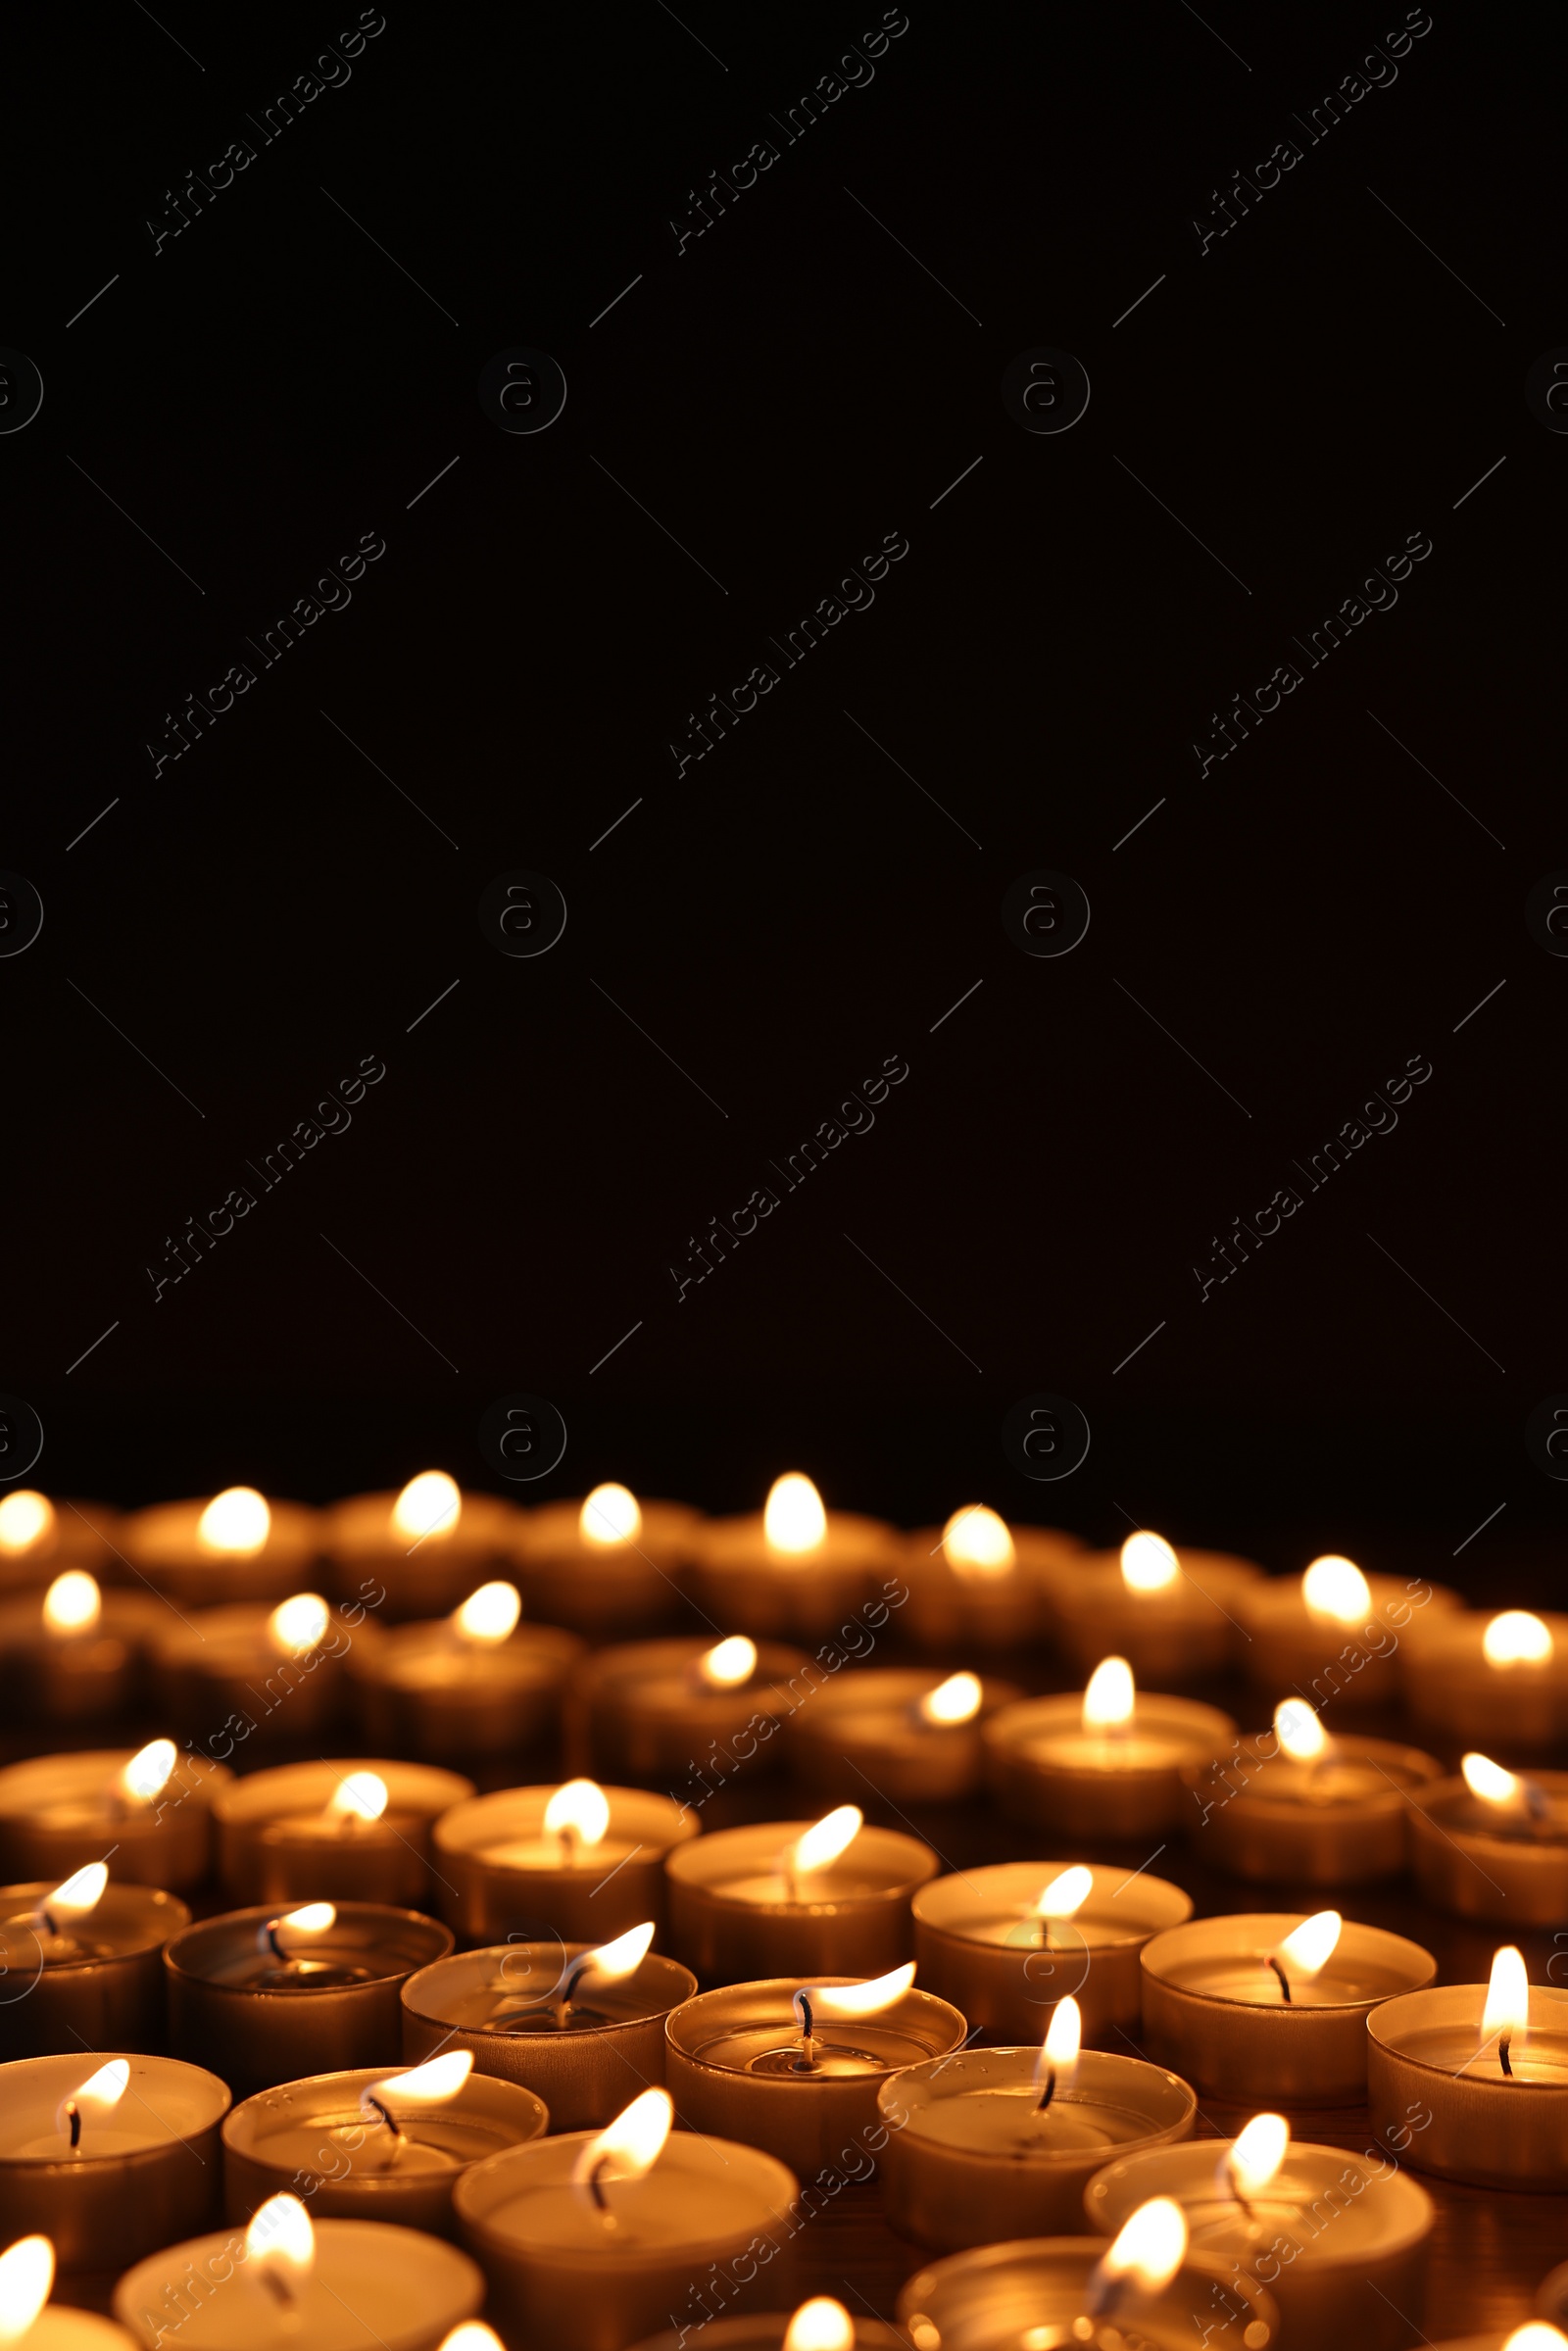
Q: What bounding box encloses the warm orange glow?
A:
[1033,1865,1094,1923]
[543,1780,611,1850]
[580,1484,641,1545]
[59,2060,129,2136]
[573,2088,672,2186]
[1484,1611,1553,1667]
[1483,1945,1529,2047]
[273,1903,335,1945]
[196,1487,270,1555]
[118,1739,176,1805]
[764,1473,827,1554]
[0,1492,54,1556]
[452,1581,521,1645]
[42,1572,100,1636]
[918,1671,983,1726]
[1462,1753,1522,1807]
[1120,1531,1178,1592]
[1038,1995,1082,2088]
[267,1592,329,1657]
[0,2236,54,2343]
[1301,1555,1372,1625]
[1273,1910,1342,1984]
[699,1636,757,1690]
[1502,2329,1568,2351]
[1274,1698,1328,1763]
[1083,1655,1135,1732]
[44,1863,108,1926]
[578,1923,657,1983]
[1099,2196,1188,2293]
[783,2300,855,2351]
[364,2052,473,2111]
[944,1504,1015,1580]
[244,2194,315,2291]
[437,2331,505,2351]
[326,1771,388,1824]
[392,1471,461,1543]
[808,1964,916,2020]
[789,1805,862,1876]
[1227,2113,1289,2197]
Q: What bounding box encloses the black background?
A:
[5,0,1562,1592]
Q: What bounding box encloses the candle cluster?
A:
[0,1473,1557,2349]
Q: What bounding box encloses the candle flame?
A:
[572,2087,672,2187]
[543,1780,611,1850]
[1274,1698,1328,1763]
[44,1863,108,1926]
[1098,2196,1188,2294]
[1503,2331,1568,2351]
[437,2332,505,2351]
[943,1504,1015,1581]
[118,1739,176,1805]
[1226,2113,1289,2197]
[1120,1532,1178,1593]
[42,1572,100,1636]
[58,2060,128,2136]
[577,1922,656,1984]
[789,1805,862,1877]
[267,1592,329,1657]
[918,1671,982,1727]
[1483,1945,1529,2045]
[0,2237,54,2343]
[1273,1910,1342,1984]
[805,1964,916,2021]
[326,1771,388,1824]
[197,1487,270,1555]
[1083,1655,1135,1732]
[392,1471,461,1543]
[363,2051,473,2113]
[244,2194,315,2287]
[1033,1865,1094,1923]
[270,1903,335,1949]
[1462,1753,1522,1807]
[0,1492,53,1556]
[783,2300,854,2351]
[452,1581,521,1645]
[1037,1994,1082,2089]
[580,1484,642,1545]
[764,1473,827,1554]
[1483,1611,1553,1667]
[1301,1555,1372,1625]
[699,1636,757,1690]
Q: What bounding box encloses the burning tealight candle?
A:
[351,1578,583,1762]
[211,1757,474,1906]
[900,1506,1082,1652]
[687,1475,902,1642]
[0,1865,189,2060]
[510,1485,701,1636]
[665,1961,964,2179]
[0,2052,229,2275]
[454,2088,799,2351]
[1407,1751,1568,1926]
[326,1472,518,1622]
[897,2195,1280,2351]
[0,1494,118,1591]
[573,1633,812,1789]
[222,2051,549,2231]
[1402,1607,1568,1750]
[0,1742,228,1892]
[985,1658,1236,1840]
[629,2301,908,2351]
[122,1489,322,1608]
[1052,1531,1260,1685]
[150,1590,358,1748]
[430,1780,698,1943]
[115,2194,483,2351]
[912,1859,1193,2044]
[0,1575,165,1726]
[402,1924,697,2132]
[1237,1554,1456,1715]
[0,2232,136,2349]
[1367,1943,1568,2188]
[1185,1699,1443,1885]
[1141,1909,1436,2103]
[165,1900,453,2098]
[878,1997,1197,2251]
[1084,2111,1435,2351]
[787,1666,1022,1805]
[664,1807,937,1984]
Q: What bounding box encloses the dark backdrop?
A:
[5,0,1563,1594]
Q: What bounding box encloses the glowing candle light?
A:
[360,2050,475,2154]
[0,1494,54,1557]
[1484,1611,1554,1667]
[245,2193,314,2308]
[1088,2194,1188,2313]
[1301,1554,1372,1625]
[764,1475,827,1555]
[580,1485,642,1546]
[698,1636,756,1690]
[1083,1654,1135,1733]
[1504,2330,1568,2351]
[117,1739,176,1807]
[262,1902,335,1961]
[36,1861,108,1935]
[196,1488,270,1556]
[791,1964,916,2067]
[1033,1993,1083,2112]
[1032,1864,1094,1951]
[572,2087,672,2224]
[58,2059,129,2153]
[783,1805,861,1899]
[0,2236,54,2344]
[943,1505,1015,1581]
[917,1672,983,1727]
[542,1780,612,1863]
[392,1471,462,1544]
[266,1592,329,1658]
[325,1770,389,1826]
[1483,1943,1529,2075]
[1265,1910,1342,2002]
[438,2331,505,2351]
[1273,1697,1328,1761]
[41,1573,100,1637]
[452,1582,521,1645]
[1222,2111,1289,2204]
[783,2299,854,2351]
[1120,1533,1179,1593]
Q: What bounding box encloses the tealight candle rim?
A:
[1366,1980,1568,2069]
[791,1668,1018,1725]
[402,1945,697,2039]
[213,1759,475,1828]
[164,1901,454,1992]
[911,1860,1192,1940]
[1084,2134,1435,2256]
[0,2049,231,2163]
[982,1693,1238,1754]
[1141,1914,1438,2006]
[222,2062,551,2161]
[1418,1770,1568,1838]
[0,1879,190,1964]
[897,2236,1279,2342]
[451,2122,801,2255]
[113,2215,483,2344]
[663,1821,938,1905]
[664,1978,967,2073]
[431,1784,697,1863]
[0,1747,231,1813]
[881,2044,1198,2161]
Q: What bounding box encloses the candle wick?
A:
[266,1921,287,1963]
[1035,2065,1056,2114]
[65,2100,81,2153]
[40,1907,59,1938]
[560,1826,578,1869]
[1266,1955,1293,2003]
[792,1990,818,2071]
[258,2268,297,2312]
[1037,1920,1054,1951]
[1225,2157,1252,2215]
[1499,2032,1513,2077]
[586,2154,619,2228]
[365,2094,404,2158]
